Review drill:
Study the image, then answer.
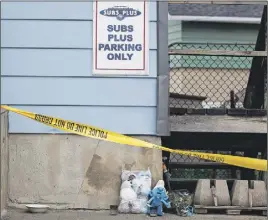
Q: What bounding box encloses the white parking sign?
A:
[93,1,149,75]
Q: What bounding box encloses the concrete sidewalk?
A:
[2,209,266,220]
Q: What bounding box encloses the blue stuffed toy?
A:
[147,180,171,217]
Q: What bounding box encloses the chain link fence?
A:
[169,150,236,179]
[169,150,264,180]
[167,42,266,180]
[169,42,261,109]
[171,169,232,179]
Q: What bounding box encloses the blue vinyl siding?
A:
[8,106,156,134]
[1,2,158,134]
[1,77,157,106]
[1,2,157,21]
[1,49,157,77]
[1,20,157,49]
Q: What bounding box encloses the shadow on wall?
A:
[1,109,9,219]
[7,134,162,209]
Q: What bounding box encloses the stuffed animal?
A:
[147,180,171,216]
[118,180,139,213]
[131,177,149,213]
[119,168,153,214]
[121,170,137,182]
[137,168,152,196]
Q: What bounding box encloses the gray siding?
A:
[182,22,259,43]
[168,20,182,44]
[179,22,259,69]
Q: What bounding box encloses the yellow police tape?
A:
[1,105,267,171]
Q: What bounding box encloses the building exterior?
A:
[168,4,263,108]
[168,4,263,44]
[1,2,169,209]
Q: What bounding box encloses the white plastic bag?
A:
[118,168,152,214]
[118,181,137,213]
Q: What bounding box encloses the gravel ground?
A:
[2,209,266,220]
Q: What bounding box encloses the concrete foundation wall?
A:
[8,134,162,209]
[1,110,9,218]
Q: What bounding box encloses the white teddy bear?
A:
[118,180,140,213]
[118,168,152,214]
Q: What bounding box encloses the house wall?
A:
[168,20,182,82]
[1,2,165,209]
[169,20,182,44]
[1,2,159,135]
[179,21,258,70]
[181,22,259,43]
